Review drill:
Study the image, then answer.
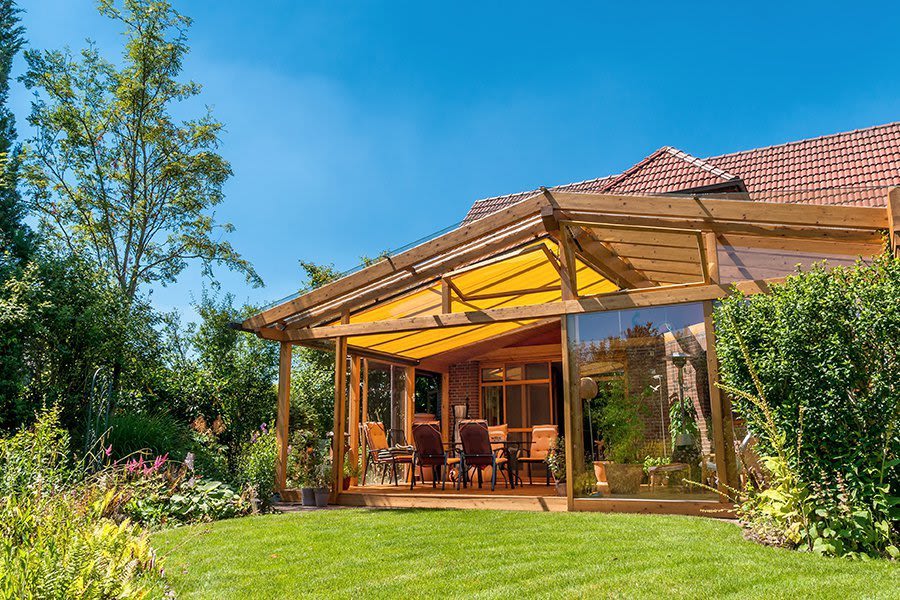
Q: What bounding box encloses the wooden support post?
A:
[360,358,369,486]
[558,226,578,300]
[560,316,580,511]
[702,231,737,497]
[441,372,450,444]
[888,188,900,258]
[275,342,292,492]
[348,355,361,486]
[441,279,452,313]
[404,366,415,444]
[330,336,348,503]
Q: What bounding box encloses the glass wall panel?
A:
[528,383,551,426]
[525,363,550,380]
[568,303,718,500]
[717,243,867,284]
[506,385,524,429]
[482,386,503,425]
[481,367,503,382]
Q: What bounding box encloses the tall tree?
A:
[21,0,259,306]
[0,0,29,270]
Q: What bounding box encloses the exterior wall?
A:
[448,361,480,429]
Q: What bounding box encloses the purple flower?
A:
[260,423,267,433]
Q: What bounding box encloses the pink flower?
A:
[105,445,113,457]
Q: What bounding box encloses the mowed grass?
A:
[154,509,899,599]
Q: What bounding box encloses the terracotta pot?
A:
[301,487,315,506]
[593,460,611,483]
[604,463,644,495]
[555,481,567,497]
[314,487,329,507]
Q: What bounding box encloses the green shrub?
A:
[0,406,72,496]
[0,409,169,598]
[596,381,646,464]
[105,411,192,460]
[716,254,900,559]
[237,427,277,506]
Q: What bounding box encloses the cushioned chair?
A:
[517,425,557,485]
[458,420,510,491]
[362,421,413,486]
[410,421,460,490]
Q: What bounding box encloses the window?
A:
[480,362,554,440]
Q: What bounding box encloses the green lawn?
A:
[154,509,899,599]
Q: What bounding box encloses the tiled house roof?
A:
[462,122,900,223]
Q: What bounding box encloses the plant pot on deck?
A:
[604,463,644,495]
[554,480,567,497]
[314,487,329,507]
[301,487,315,506]
[593,460,611,484]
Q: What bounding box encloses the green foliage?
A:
[716,254,900,558]
[106,411,192,460]
[286,429,330,488]
[122,462,246,527]
[0,0,31,271]
[545,435,566,482]
[236,428,277,506]
[0,409,169,598]
[21,0,259,304]
[0,406,72,497]
[596,380,646,464]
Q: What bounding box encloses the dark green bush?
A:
[237,427,277,507]
[715,253,900,558]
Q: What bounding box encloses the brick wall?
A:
[448,361,480,430]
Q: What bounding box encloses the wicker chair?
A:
[458,420,510,491]
[410,421,460,490]
[517,425,557,485]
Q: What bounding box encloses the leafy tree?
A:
[0,0,29,271]
[21,0,259,306]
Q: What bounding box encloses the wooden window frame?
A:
[479,361,555,438]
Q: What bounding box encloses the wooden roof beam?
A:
[569,225,655,289]
[279,277,784,341]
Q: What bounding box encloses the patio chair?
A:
[410,421,460,490]
[487,424,514,486]
[517,425,557,485]
[361,421,413,486]
[458,419,510,491]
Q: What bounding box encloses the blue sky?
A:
[11,0,900,320]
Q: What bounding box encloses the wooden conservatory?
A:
[242,188,899,515]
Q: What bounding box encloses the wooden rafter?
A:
[569,225,654,288]
[277,277,784,341]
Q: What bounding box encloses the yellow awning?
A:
[345,239,617,359]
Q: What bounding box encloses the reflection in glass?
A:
[569,303,718,500]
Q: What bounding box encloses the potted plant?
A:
[342,449,360,490]
[545,435,567,496]
[286,430,317,506]
[313,453,332,507]
[598,381,646,495]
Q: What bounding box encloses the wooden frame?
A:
[478,362,555,440]
[258,191,891,515]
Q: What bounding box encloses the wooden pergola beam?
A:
[550,191,888,230]
[888,187,900,258]
[245,193,547,329]
[280,277,784,341]
[570,225,654,289]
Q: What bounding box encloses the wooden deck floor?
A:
[338,482,567,511]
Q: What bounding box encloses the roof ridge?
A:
[469,174,618,207]
[703,121,900,161]
[662,146,741,182]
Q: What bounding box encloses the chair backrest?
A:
[364,421,389,451]
[488,424,508,453]
[459,420,493,465]
[529,425,558,460]
[412,421,444,459]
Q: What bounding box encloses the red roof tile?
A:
[462,122,900,222]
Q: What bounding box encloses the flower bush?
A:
[716,253,900,559]
[0,408,169,598]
